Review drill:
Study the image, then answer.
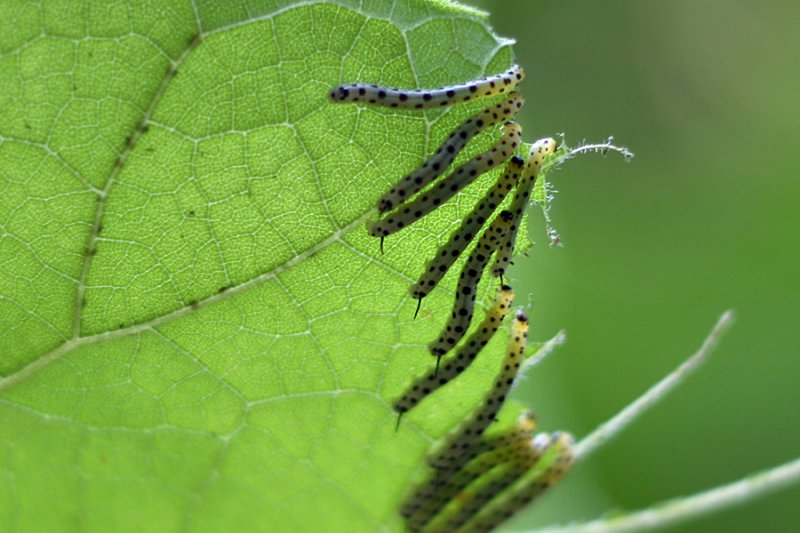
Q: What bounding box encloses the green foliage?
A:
[0,1,532,530]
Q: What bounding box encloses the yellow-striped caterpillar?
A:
[394,285,515,417]
[428,211,515,357]
[439,433,553,531]
[460,432,576,533]
[492,137,558,279]
[374,92,525,214]
[329,65,524,109]
[431,309,530,460]
[402,428,540,531]
[410,155,525,303]
[368,121,522,240]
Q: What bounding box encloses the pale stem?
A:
[576,310,735,459]
[530,455,800,533]
[527,330,567,368]
[511,330,566,394]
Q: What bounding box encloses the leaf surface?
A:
[0,1,524,530]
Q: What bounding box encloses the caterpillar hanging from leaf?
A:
[409,155,525,304]
[368,121,522,240]
[440,409,538,469]
[394,284,515,419]
[462,432,576,533]
[373,92,525,215]
[431,308,530,462]
[492,137,558,280]
[402,426,543,531]
[428,210,515,358]
[400,310,533,527]
[438,432,554,532]
[329,64,525,109]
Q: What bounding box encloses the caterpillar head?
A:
[527,137,558,173]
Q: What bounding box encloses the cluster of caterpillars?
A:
[398,290,574,532]
[330,65,573,531]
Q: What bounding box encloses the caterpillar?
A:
[428,210,515,358]
[431,309,530,464]
[410,155,525,304]
[401,312,532,530]
[460,431,576,533]
[368,121,522,240]
[402,430,538,531]
[394,285,515,417]
[329,64,525,109]
[428,409,536,470]
[491,137,558,280]
[439,434,552,531]
[374,92,525,214]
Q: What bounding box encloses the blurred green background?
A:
[467,1,800,531]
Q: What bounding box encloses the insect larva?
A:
[394,285,515,417]
[431,309,530,464]
[429,408,535,470]
[439,433,553,531]
[401,314,532,530]
[374,92,525,214]
[410,155,525,303]
[491,137,558,280]
[329,64,525,109]
[428,210,515,358]
[402,426,536,530]
[368,121,522,240]
[459,432,576,533]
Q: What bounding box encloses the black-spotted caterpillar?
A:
[410,155,525,303]
[428,210,515,358]
[368,121,522,241]
[431,309,530,462]
[329,64,524,109]
[372,92,525,214]
[491,137,558,279]
[394,284,515,417]
[461,432,576,533]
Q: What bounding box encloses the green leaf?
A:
[0,1,526,530]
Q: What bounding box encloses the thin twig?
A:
[531,455,800,533]
[545,136,635,175]
[576,310,735,459]
[526,330,567,369]
[510,330,567,394]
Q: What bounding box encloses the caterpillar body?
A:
[462,432,576,533]
[374,92,525,213]
[428,210,515,357]
[329,65,525,109]
[402,314,531,529]
[440,435,552,531]
[368,121,522,239]
[429,409,536,470]
[402,430,537,530]
[410,155,525,302]
[432,309,530,463]
[491,137,558,279]
[394,285,515,416]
